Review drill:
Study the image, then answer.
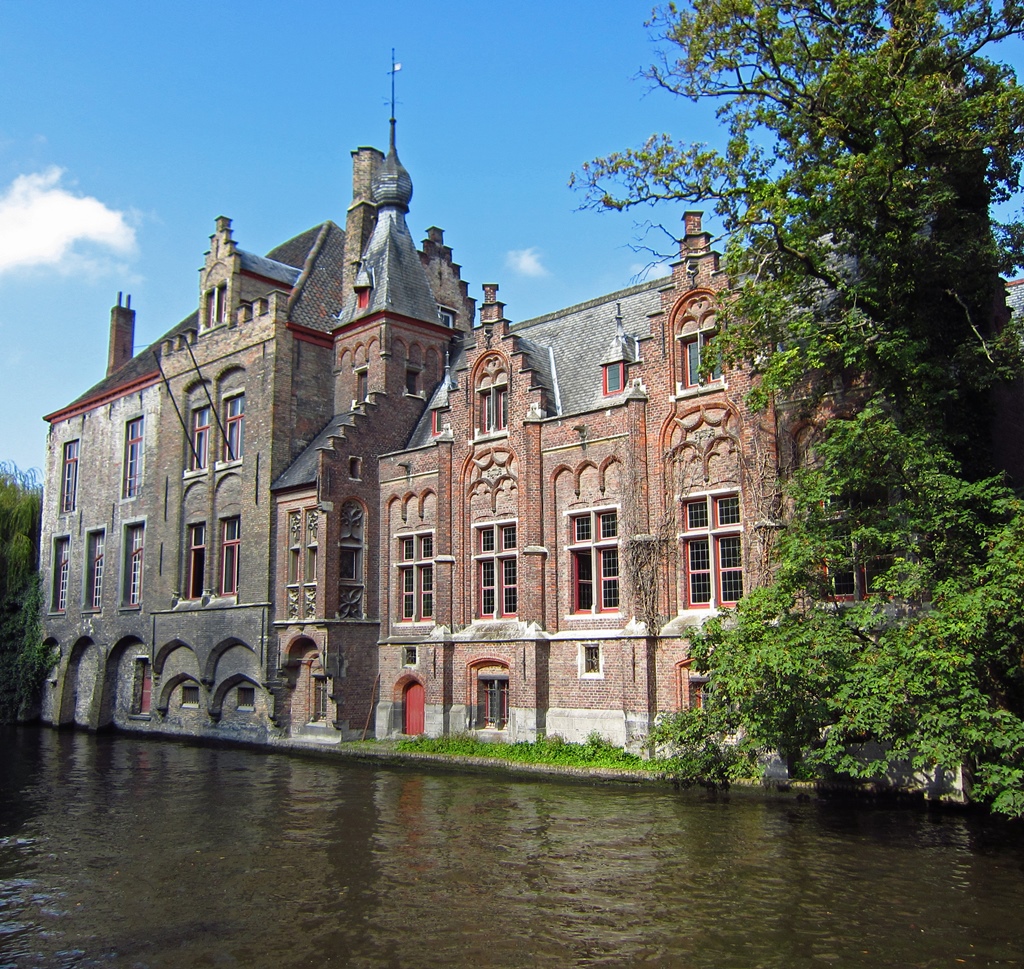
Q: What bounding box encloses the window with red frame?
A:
[476,523,517,618]
[123,418,144,498]
[61,440,79,513]
[603,362,625,396]
[220,517,240,596]
[681,332,722,388]
[398,532,434,621]
[569,510,620,613]
[186,522,206,599]
[52,537,70,612]
[190,407,211,471]
[682,495,743,607]
[224,394,244,461]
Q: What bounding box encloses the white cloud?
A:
[505,246,550,278]
[0,167,136,275]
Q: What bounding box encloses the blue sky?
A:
[2,0,721,474]
[3,2,1020,476]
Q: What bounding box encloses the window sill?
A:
[473,429,509,444]
[673,381,725,401]
[215,459,243,472]
[182,468,207,481]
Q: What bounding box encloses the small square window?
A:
[717,496,741,526]
[402,537,415,560]
[480,527,495,553]
[583,643,601,674]
[600,512,617,539]
[181,684,200,708]
[349,457,362,479]
[404,646,418,667]
[237,686,255,711]
[574,517,591,543]
[502,524,517,550]
[420,535,434,558]
[686,500,709,530]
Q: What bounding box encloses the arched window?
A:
[475,355,509,435]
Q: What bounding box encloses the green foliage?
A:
[395,732,651,771]
[576,1,1024,813]
[0,462,50,722]
[648,707,752,785]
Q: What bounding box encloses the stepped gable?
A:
[509,277,664,416]
[271,412,358,491]
[334,122,442,328]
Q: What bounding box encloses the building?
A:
[39,125,780,747]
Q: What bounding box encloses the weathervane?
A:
[389,49,401,123]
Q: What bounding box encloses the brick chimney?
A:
[479,283,507,325]
[108,292,135,376]
[342,146,384,295]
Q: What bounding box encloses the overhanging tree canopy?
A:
[577,0,1024,814]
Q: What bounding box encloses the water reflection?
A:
[1,727,1023,968]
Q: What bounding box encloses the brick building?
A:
[38,125,780,747]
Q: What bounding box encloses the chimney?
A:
[479,283,507,325]
[342,146,384,295]
[108,292,135,376]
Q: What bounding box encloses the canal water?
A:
[2,728,1023,969]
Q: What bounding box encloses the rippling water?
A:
[2,727,1023,968]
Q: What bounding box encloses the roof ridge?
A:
[511,276,665,331]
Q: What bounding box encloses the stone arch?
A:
[204,636,256,685]
[425,346,440,384]
[215,364,245,386]
[154,638,195,676]
[466,658,510,730]
[97,635,147,727]
[400,491,417,522]
[156,671,203,716]
[58,636,99,727]
[573,460,598,499]
[208,672,262,720]
[280,635,327,728]
[392,670,425,701]
[338,347,351,371]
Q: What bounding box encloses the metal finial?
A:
[389,49,402,139]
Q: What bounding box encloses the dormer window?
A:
[357,289,370,310]
[205,284,227,328]
[354,265,373,310]
[683,333,721,387]
[438,307,455,328]
[603,362,625,396]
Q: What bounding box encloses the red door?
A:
[403,682,424,735]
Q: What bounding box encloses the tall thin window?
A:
[338,500,364,619]
[476,356,509,435]
[682,333,722,388]
[61,440,79,513]
[206,284,227,327]
[398,531,434,622]
[86,530,104,611]
[224,395,244,461]
[123,418,143,498]
[186,523,206,599]
[303,511,318,619]
[570,510,620,613]
[52,537,70,613]
[190,406,211,471]
[476,523,517,618]
[125,523,145,606]
[220,517,240,596]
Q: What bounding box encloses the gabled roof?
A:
[510,277,664,415]
[47,222,345,422]
[271,411,357,491]
[403,277,666,449]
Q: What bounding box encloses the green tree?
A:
[577,0,1024,813]
[0,461,51,721]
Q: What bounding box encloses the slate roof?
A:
[334,138,442,329]
[404,276,666,449]
[510,276,664,416]
[238,250,301,287]
[51,221,345,418]
[271,411,357,491]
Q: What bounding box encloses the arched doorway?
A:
[403,681,424,735]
